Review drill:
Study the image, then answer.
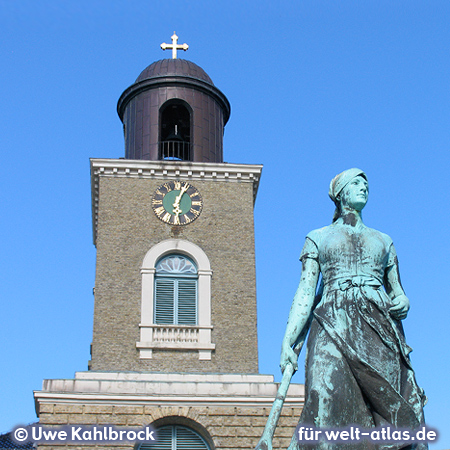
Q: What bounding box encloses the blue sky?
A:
[1,1,449,448]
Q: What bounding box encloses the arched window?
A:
[154,255,198,325]
[137,239,215,360]
[138,425,210,450]
[159,100,192,161]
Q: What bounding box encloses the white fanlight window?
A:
[137,239,215,360]
[138,425,210,450]
[154,255,197,325]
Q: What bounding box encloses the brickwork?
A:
[90,172,259,373]
[37,404,301,450]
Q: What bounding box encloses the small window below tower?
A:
[159,101,192,161]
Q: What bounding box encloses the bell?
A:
[165,124,183,141]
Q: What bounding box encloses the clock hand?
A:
[177,184,189,202]
[172,183,189,216]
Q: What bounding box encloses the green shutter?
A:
[139,425,208,450]
[176,426,208,449]
[154,254,198,326]
[153,426,173,449]
[154,279,175,324]
[177,279,197,325]
[154,278,197,325]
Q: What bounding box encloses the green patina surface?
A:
[263,168,429,450]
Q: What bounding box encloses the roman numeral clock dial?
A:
[152,181,203,225]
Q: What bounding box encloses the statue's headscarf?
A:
[329,168,367,222]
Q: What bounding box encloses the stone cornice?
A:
[90,159,263,245]
[34,371,304,413]
[34,392,304,409]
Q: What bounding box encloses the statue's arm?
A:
[384,257,410,321]
[280,258,320,372]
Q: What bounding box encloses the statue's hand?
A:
[389,294,410,320]
[280,342,298,373]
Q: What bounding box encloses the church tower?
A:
[34,35,303,450]
[89,35,261,372]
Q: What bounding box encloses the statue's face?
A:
[339,175,369,212]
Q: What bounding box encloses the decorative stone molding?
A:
[35,371,305,408]
[137,239,215,360]
[90,159,263,245]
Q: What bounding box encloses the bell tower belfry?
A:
[89,35,261,372]
[117,55,230,163]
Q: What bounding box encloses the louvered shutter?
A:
[154,279,175,324]
[175,426,208,449]
[139,425,209,450]
[177,279,197,325]
[152,426,173,449]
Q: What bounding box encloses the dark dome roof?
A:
[136,59,214,85]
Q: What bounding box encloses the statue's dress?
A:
[294,224,427,450]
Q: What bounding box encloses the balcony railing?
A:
[152,325,199,343]
[137,324,215,360]
[159,140,191,161]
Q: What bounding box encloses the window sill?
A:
[137,324,215,360]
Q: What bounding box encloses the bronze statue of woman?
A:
[280,168,427,450]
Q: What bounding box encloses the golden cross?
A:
[160,32,189,59]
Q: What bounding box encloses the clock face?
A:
[152,181,203,225]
